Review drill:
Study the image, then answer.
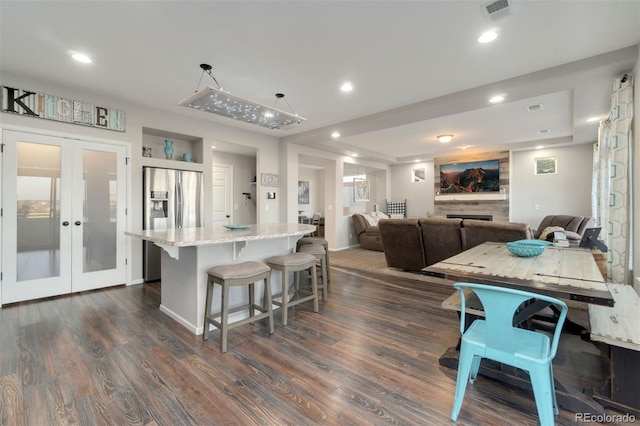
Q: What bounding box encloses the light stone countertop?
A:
[126,223,315,247]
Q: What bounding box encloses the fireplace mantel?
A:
[434,193,507,201]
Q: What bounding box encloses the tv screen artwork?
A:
[440,159,500,193]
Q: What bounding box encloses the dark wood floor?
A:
[0,267,636,425]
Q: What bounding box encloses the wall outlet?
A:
[534,204,540,210]
[234,204,238,210]
[265,204,269,211]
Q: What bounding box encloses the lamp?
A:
[178,64,306,130]
[437,134,454,143]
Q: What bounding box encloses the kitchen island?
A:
[126,224,315,334]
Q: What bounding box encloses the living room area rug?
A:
[329,247,452,287]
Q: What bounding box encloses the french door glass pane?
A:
[16,142,61,281]
[82,149,117,273]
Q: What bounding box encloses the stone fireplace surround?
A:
[434,151,509,222]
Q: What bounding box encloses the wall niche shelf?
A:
[142,127,204,170]
[435,193,507,201]
[140,157,204,172]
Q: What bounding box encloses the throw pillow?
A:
[361,213,379,227]
[373,211,389,221]
[539,226,565,241]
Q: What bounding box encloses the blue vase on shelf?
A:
[164,139,174,160]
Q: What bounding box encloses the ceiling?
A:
[1,1,639,164]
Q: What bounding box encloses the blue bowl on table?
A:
[507,240,551,258]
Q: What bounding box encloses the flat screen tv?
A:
[439,159,500,193]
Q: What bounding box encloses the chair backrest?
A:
[453,283,568,362]
[311,212,321,224]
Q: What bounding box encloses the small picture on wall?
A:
[412,167,426,182]
[298,181,309,204]
[354,178,370,202]
[261,173,280,187]
[535,157,557,175]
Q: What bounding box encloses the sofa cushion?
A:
[537,215,584,234]
[378,219,426,271]
[462,219,533,250]
[419,218,464,266]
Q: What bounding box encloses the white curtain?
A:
[592,75,633,284]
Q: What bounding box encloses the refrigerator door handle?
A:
[176,179,182,228]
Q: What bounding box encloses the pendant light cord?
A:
[195,64,222,92]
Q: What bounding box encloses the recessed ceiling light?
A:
[211,145,216,149]
[536,145,545,149]
[71,52,92,63]
[351,153,358,157]
[489,95,505,103]
[331,131,341,139]
[587,116,601,122]
[437,134,454,143]
[478,30,498,43]
[458,145,471,150]
[340,82,353,92]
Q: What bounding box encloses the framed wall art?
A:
[298,181,309,204]
[412,167,426,182]
[353,178,370,202]
[535,157,557,175]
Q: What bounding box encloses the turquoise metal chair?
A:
[450,283,567,426]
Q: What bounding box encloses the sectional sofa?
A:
[378,217,534,272]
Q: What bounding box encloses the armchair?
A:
[534,215,595,242]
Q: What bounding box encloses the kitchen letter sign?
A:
[1,86,126,132]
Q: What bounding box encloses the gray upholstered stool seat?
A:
[297,237,331,283]
[203,261,274,353]
[265,252,319,326]
[297,243,329,302]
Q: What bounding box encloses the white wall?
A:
[510,144,594,230]
[633,44,640,292]
[389,161,435,217]
[211,151,257,225]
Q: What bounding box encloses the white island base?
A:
[126,224,315,334]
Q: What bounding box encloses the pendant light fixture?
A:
[178,64,306,130]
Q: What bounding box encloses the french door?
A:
[1,130,127,304]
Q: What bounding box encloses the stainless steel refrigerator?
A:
[143,166,204,281]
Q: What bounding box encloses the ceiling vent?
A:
[537,129,551,135]
[527,104,544,112]
[481,0,512,22]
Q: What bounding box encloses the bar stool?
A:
[297,237,331,283]
[297,243,329,302]
[203,261,274,353]
[265,252,319,325]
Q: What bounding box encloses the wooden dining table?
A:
[423,241,614,416]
